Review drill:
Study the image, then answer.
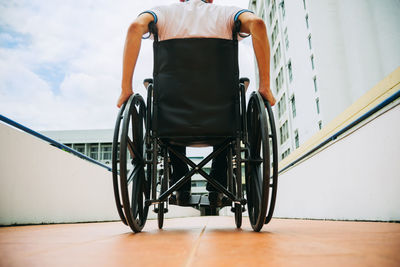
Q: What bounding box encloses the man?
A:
[117,0,276,206]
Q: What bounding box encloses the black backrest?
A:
[152,38,240,146]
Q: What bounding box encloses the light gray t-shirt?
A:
[142,0,251,41]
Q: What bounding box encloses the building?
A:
[40,129,210,195]
[249,0,400,161]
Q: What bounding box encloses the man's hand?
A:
[117,90,133,108]
[259,87,276,106]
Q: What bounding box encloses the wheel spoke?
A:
[127,164,141,185]
[131,175,139,218]
[127,137,142,162]
[137,173,145,221]
[131,112,136,143]
[253,167,262,204]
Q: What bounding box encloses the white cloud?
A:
[0,0,255,131]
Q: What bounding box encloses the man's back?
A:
[117,0,275,109]
[146,0,243,41]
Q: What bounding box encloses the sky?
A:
[0,0,256,131]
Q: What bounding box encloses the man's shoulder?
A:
[151,2,183,12]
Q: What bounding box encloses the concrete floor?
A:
[1,216,399,267]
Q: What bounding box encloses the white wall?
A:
[0,123,198,225]
[1,100,399,224]
[309,0,400,124]
[274,102,400,221]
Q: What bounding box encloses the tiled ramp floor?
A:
[1,216,399,266]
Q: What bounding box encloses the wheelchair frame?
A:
[112,21,278,233]
[112,84,278,233]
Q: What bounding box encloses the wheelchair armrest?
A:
[239,77,250,92]
[143,78,153,90]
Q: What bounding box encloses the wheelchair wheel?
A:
[234,203,242,228]
[246,92,274,232]
[119,94,150,233]
[112,102,128,225]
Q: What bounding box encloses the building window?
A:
[308,35,312,50]
[305,14,309,28]
[313,76,317,92]
[101,143,112,160]
[73,144,85,154]
[290,94,296,118]
[279,120,289,145]
[303,0,306,10]
[275,67,284,93]
[311,55,315,70]
[271,0,276,14]
[316,98,320,114]
[89,144,99,160]
[284,28,289,50]
[269,12,273,26]
[281,148,291,160]
[318,120,323,130]
[294,130,299,148]
[191,180,206,187]
[288,61,293,82]
[281,0,286,19]
[271,24,275,46]
[271,23,279,47]
[273,43,281,69]
[277,93,286,118]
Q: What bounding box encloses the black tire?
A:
[112,102,128,225]
[157,203,164,229]
[119,94,149,233]
[246,92,271,232]
[264,99,279,225]
[234,203,242,228]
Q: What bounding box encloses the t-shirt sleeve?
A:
[233,9,254,22]
[226,7,254,40]
[138,10,158,23]
[138,5,167,39]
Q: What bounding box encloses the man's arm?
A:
[238,12,276,106]
[117,13,154,108]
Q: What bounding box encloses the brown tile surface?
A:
[1,216,399,267]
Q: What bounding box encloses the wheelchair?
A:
[112,21,278,233]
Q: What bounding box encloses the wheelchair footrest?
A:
[230,206,246,213]
[168,193,235,208]
[153,207,169,213]
[169,195,202,207]
[199,195,232,208]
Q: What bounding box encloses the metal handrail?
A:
[279,89,400,174]
[0,114,112,172]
